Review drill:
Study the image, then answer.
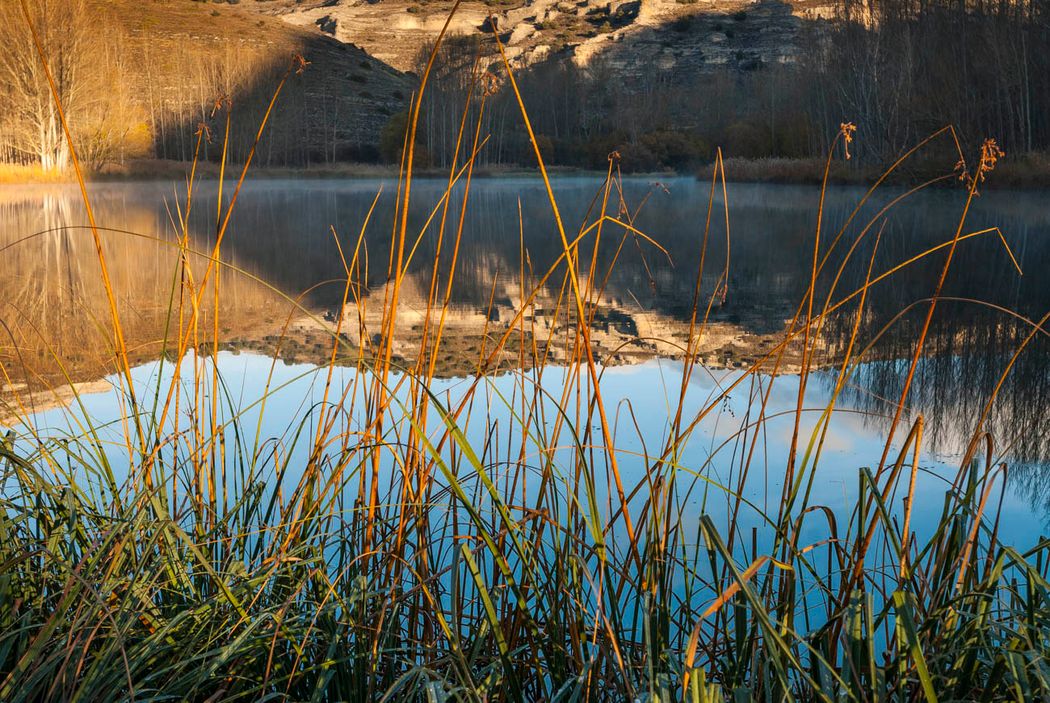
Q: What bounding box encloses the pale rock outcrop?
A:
[251,0,833,76]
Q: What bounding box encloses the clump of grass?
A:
[1,7,1048,703]
[0,162,75,184]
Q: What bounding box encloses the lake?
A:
[1,176,1048,546]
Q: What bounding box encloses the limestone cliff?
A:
[247,0,836,76]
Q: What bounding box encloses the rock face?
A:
[247,0,836,75]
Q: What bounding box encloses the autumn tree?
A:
[0,0,87,170]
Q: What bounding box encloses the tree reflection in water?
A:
[2,178,1046,502]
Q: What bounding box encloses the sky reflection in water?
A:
[20,351,1046,553]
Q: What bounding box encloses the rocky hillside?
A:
[246,0,836,76]
[118,0,414,163]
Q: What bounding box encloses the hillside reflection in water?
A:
[1,177,1046,506]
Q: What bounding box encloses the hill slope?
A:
[2,0,414,169]
[122,0,414,164]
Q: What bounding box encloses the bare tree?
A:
[0,0,98,170]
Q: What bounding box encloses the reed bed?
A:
[1,5,1049,701]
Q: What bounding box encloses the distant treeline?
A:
[411,0,1050,172]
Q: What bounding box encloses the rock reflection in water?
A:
[1,178,1046,479]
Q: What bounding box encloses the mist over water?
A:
[2,177,1047,524]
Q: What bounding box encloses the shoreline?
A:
[5,155,1050,188]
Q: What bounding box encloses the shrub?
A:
[582,130,630,169]
[614,140,660,172]
[379,111,429,165]
[722,119,774,158]
[640,129,711,168]
[533,133,555,162]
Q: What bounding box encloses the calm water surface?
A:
[1,177,1047,541]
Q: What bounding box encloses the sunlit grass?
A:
[0,163,73,184]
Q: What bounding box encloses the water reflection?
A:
[18,352,1049,548]
[0,184,285,399]
[1,177,1046,473]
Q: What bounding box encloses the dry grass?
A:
[0,163,74,183]
[716,153,1050,188]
